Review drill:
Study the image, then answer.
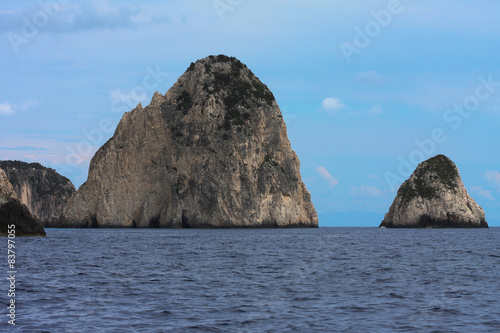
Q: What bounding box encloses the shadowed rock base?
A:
[0,200,46,236]
[49,216,318,229]
[380,214,488,228]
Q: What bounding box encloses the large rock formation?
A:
[0,169,46,236]
[57,55,318,228]
[380,155,487,228]
[0,161,75,225]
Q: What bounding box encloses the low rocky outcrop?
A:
[56,55,318,228]
[0,169,46,236]
[0,160,76,225]
[380,155,487,228]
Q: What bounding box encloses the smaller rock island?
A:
[380,155,488,228]
[0,169,46,236]
[0,160,76,226]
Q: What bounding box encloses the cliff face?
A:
[0,161,76,225]
[0,169,46,236]
[381,155,487,228]
[58,55,318,228]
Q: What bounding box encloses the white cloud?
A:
[485,170,500,188]
[77,112,97,120]
[75,0,139,30]
[0,102,14,115]
[110,88,145,112]
[470,186,494,200]
[321,97,345,113]
[320,98,381,117]
[350,185,383,198]
[110,89,132,103]
[0,100,37,116]
[0,1,171,34]
[354,70,389,85]
[367,105,383,115]
[281,106,297,124]
[18,100,38,111]
[316,166,338,188]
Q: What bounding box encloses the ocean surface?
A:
[2,227,500,332]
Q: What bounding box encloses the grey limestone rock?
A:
[0,160,75,226]
[57,55,318,228]
[0,169,46,236]
[381,155,487,228]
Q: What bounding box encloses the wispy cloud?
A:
[367,105,383,115]
[470,186,494,200]
[485,170,500,189]
[316,166,338,188]
[67,1,138,31]
[0,102,14,116]
[322,102,382,117]
[110,89,134,104]
[354,70,390,85]
[0,146,49,151]
[110,88,146,113]
[350,185,383,198]
[281,106,297,124]
[0,1,170,34]
[321,97,346,114]
[0,100,37,116]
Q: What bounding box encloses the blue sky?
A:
[1,0,500,226]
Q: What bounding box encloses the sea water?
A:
[1,227,499,332]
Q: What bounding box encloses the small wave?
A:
[388,292,405,299]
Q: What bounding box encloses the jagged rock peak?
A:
[0,168,46,236]
[58,55,318,228]
[380,154,487,228]
[149,91,166,107]
[0,160,76,225]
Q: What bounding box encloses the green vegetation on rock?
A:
[176,91,193,113]
[398,155,459,204]
[200,55,275,131]
[415,154,459,190]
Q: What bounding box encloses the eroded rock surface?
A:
[0,160,75,225]
[0,169,46,236]
[381,155,487,228]
[57,55,318,228]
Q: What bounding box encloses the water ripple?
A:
[1,227,499,332]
